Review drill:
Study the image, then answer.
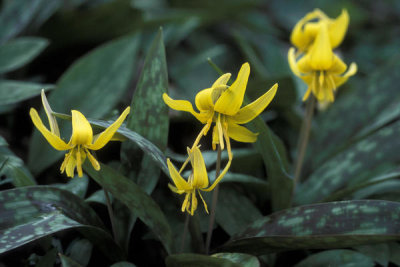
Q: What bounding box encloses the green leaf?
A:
[212,185,262,236]
[166,253,242,267]
[28,33,140,174]
[52,176,89,199]
[296,120,400,205]
[0,37,49,74]
[246,107,293,211]
[83,162,172,253]
[0,80,53,106]
[0,186,124,260]
[354,244,389,267]
[65,239,93,267]
[220,200,400,255]
[212,253,260,267]
[0,145,36,187]
[59,254,84,267]
[110,262,137,267]
[117,29,169,249]
[0,0,46,43]
[294,249,375,267]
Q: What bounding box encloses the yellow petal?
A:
[70,110,93,146]
[65,151,77,178]
[181,193,190,213]
[202,158,231,192]
[195,88,214,111]
[309,23,334,70]
[230,83,278,124]
[41,89,60,136]
[329,9,349,49]
[328,54,347,74]
[190,191,197,215]
[333,62,357,88]
[212,73,231,88]
[288,48,302,77]
[167,158,191,191]
[87,107,130,150]
[168,183,185,194]
[290,9,321,51]
[30,108,70,151]
[227,122,258,143]
[214,63,250,115]
[163,93,208,123]
[197,190,209,213]
[85,149,100,171]
[297,55,313,74]
[188,146,209,189]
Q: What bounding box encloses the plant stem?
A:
[180,212,190,253]
[205,145,222,254]
[103,188,118,242]
[293,96,316,195]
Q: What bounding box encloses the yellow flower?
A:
[30,90,130,178]
[163,63,278,159]
[288,23,357,102]
[167,146,230,215]
[291,9,349,53]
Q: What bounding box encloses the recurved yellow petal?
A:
[30,108,70,151]
[230,83,278,124]
[88,107,130,150]
[86,149,100,170]
[202,158,231,192]
[290,9,321,51]
[288,48,302,77]
[70,110,93,146]
[211,73,231,88]
[329,9,349,49]
[333,62,357,87]
[227,122,258,143]
[163,93,208,123]
[167,158,192,191]
[214,63,250,115]
[309,23,334,70]
[188,146,209,189]
[328,54,347,74]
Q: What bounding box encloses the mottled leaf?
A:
[0,80,53,106]
[83,162,172,253]
[308,56,400,168]
[296,120,400,205]
[0,186,124,260]
[354,244,389,267]
[118,29,168,249]
[28,34,140,174]
[166,253,242,267]
[294,249,375,267]
[0,37,49,74]
[221,200,400,255]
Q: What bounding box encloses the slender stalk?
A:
[103,188,118,241]
[180,212,190,253]
[205,145,222,254]
[293,96,316,195]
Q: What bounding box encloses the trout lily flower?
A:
[163,63,277,159]
[291,9,349,53]
[30,90,130,178]
[167,146,230,215]
[289,23,357,102]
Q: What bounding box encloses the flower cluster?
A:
[288,9,357,103]
[163,63,277,215]
[30,90,130,178]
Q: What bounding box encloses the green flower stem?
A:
[205,145,222,254]
[180,212,190,253]
[293,96,316,197]
[103,187,118,243]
